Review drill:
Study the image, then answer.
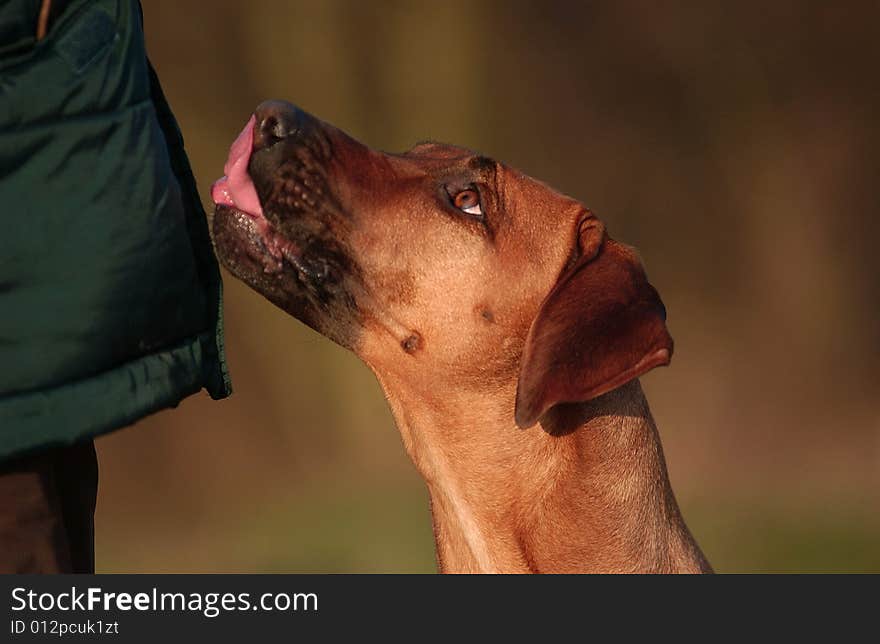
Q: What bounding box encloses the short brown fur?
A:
[214,103,712,574]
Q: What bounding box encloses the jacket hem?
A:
[0,333,220,462]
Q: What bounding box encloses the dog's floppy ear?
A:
[514,212,673,428]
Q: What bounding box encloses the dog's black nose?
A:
[253,100,301,151]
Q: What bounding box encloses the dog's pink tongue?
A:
[211,115,263,217]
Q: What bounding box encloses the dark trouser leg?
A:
[0,441,98,573]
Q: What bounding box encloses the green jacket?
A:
[0,0,231,460]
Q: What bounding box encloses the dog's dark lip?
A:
[214,204,340,290]
[214,204,307,275]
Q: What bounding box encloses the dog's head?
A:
[213,101,672,428]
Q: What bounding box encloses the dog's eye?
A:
[452,189,481,216]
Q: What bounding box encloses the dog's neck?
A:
[378,377,711,573]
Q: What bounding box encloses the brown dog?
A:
[212,101,712,573]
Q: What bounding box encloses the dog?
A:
[212,101,712,573]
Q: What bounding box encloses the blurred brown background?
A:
[96,0,880,572]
